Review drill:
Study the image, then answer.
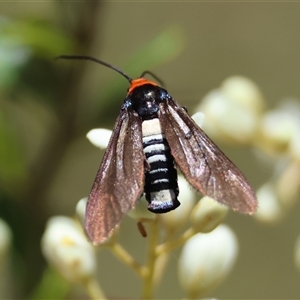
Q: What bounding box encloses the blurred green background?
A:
[1,1,300,299]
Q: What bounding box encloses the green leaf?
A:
[0,18,74,58]
[96,25,186,111]
[29,267,70,300]
[0,108,28,190]
[0,18,75,88]
[123,25,186,78]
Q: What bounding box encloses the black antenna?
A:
[55,55,133,83]
[140,71,165,87]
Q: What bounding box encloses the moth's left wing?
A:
[85,107,145,245]
[159,98,257,214]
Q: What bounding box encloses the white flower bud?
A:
[0,219,12,265]
[258,100,300,159]
[200,91,258,144]
[259,110,295,156]
[182,298,218,300]
[41,216,96,283]
[86,128,112,149]
[290,134,300,162]
[294,233,300,272]
[254,183,283,223]
[76,198,87,228]
[160,175,195,232]
[196,76,263,145]
[192,112,205,128]
[221,76,264,113]
[190,196,228,233]
[127,196,155,221]
[276,161,300,208]
[178,225,238,296]
[181,299,218,300]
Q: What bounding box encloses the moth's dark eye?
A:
[123,98,132,109]
[159,89,169,100]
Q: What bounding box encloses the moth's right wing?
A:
[85,107,145,245]
[159,99,257,214]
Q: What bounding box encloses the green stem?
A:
[156,227,196,256]
[141,219,159,300]
[110,242,147,278]
[84,277,107,300]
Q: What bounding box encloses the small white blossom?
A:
[196,76,263,144]
[183,298,218,300]
[160,175,195,232]
[258,100,300,159]
[76,198,87,228]
[0,219,12,265]
[41,216,96,283]
[192,112,205,128]
[254,183,283,223]
[276,161,300,209]
[290,134,300,162]
[220,76,264,113]
[182,299,218,300]
[127,196,156,221]
[190,196,228,233]
[294,234,300,272]
[254,158,300,224]
[86,128,112,149]
[178,225,238,296]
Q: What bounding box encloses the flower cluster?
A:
[42,119,237,299]
[41,75,300,299]
[197,76,300,224]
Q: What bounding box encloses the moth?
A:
[58,55,258,245]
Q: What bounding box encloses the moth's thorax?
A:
[127,83,168,118]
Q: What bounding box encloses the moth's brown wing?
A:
[159,99,257,214]
[85,108,145,245]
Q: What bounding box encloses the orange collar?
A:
[127,78,158,95]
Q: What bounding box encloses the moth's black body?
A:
[57,55,258,245]
[128,84,180,213]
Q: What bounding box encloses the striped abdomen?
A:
[142,118,180,213]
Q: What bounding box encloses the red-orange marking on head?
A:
[128,78,158,95]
